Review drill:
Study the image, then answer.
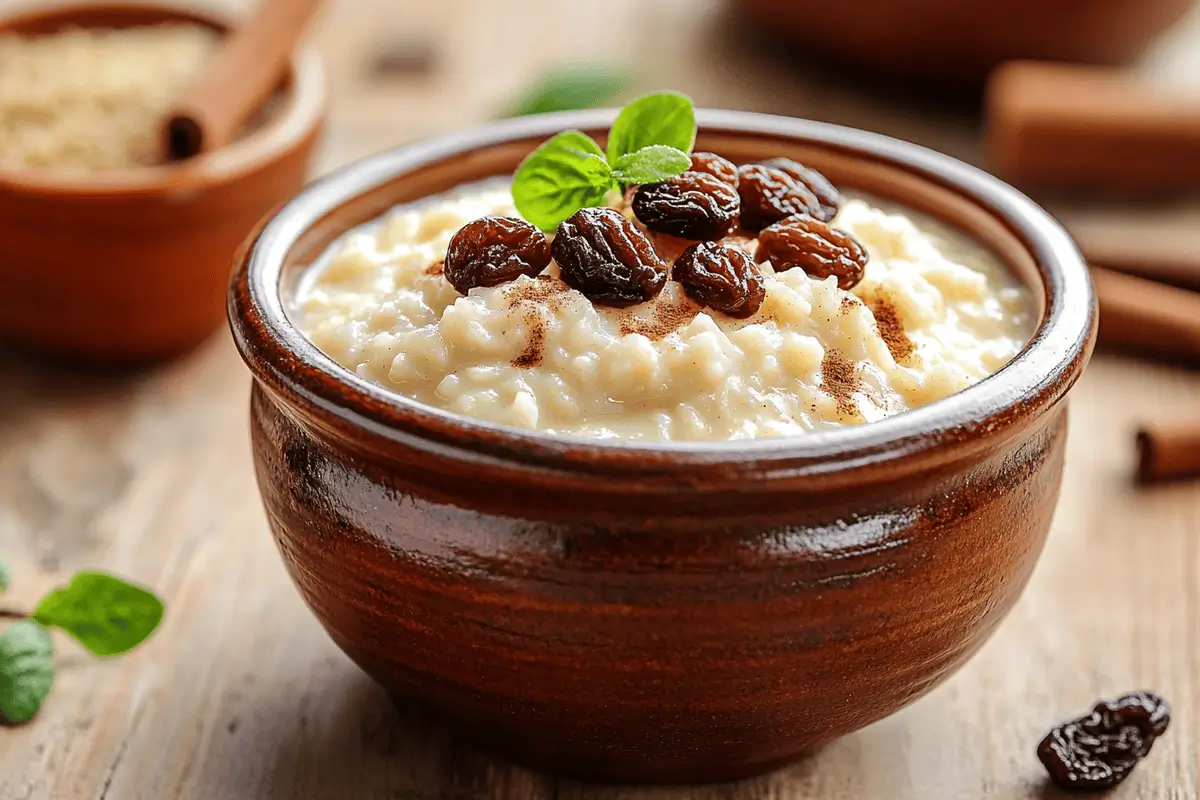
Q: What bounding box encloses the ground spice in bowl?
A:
[0,24,219,171]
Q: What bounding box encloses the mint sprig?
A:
[0,559,9,593]
[0,566,163,724]
[512,131,613,232]
[605,91,695,164]
[512,91,697,231]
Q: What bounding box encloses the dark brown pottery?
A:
[228,110,1096,784]
[0,1,326,362]
[734,0,1193,84]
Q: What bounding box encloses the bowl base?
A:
[387,693,813,785]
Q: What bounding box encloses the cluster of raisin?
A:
[441,152,869,318]
[443,208,670,308]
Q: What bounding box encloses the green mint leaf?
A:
[605,91,695,164]
[610,145,692,185]
[505,63,634,117]
[0,559,9,593]
[513,130,614,231]
[0,620,54,724]
[33,572,163,657]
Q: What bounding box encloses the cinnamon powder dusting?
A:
[424,258,444,275]
[868,293,915,362]
[512,308,545,368]
[821,348,861,418]
[506,274,567,310]
[620,296,700,341]
[507,276,568,368]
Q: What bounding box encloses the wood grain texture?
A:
[1,0,1199,797]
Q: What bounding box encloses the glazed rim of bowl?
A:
[0,0,326,196]
[233,109,1096,485]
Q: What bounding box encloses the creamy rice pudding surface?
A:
[293,181,1033,442]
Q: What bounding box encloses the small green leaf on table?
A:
[606,91,695,164]
[0,559,9,592]
[505,63,634,117]
[610,144,692,186]
[0,620,54,724]
[513,130,614,231]
[33,572,164,657]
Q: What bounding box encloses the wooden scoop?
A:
[162,0,323,160]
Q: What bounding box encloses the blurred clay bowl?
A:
[0,1,326,363]
[733,0,1195,84]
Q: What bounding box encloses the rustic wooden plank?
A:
[1,0,1199,797]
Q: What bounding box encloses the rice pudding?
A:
[293,180,1033,441]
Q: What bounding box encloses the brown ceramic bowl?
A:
[0,1,325,362]
[229,110,1096,784]
[734,0,1193,83]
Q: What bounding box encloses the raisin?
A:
[1038,691,1170,792]
[759,157,841,222]
[756,215,869,290]
[736,163,822,232]
[443,216,551,294]
[632,171,740,241]
[552,207,667,307]
[673,241,765,319]
[689,151,739,187]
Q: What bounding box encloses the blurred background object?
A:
[502,62,635,117]
[734,0,1195,84]
[986,60,1200,193]
[163,0,322,159]
[0,0,324,362]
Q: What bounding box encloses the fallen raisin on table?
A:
[736,163,822,232]
[756,214,869,290]
[688,151,740,188]
[759,157,841,222]
[633,171,740,241]
[552,207,667,307]
[443,216,551,294]
[673,241,765,319]
[1038,691,1170,792]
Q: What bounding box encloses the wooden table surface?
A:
[3,1,1200,797]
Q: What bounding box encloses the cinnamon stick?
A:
[1085,250,1200,294]
[1090,266,1200,364]
[1136,422,1200,483]
[163,0,323,160]
[985,61,1200,192]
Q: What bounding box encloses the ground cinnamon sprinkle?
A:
[867,293,916,362]
[424,258,444,275]
[840,294,860,314]
[505,274,567,310]
[512,307,545,368]
[620,296,701,341]
[821,348,861,418]
[506,277,568,368]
